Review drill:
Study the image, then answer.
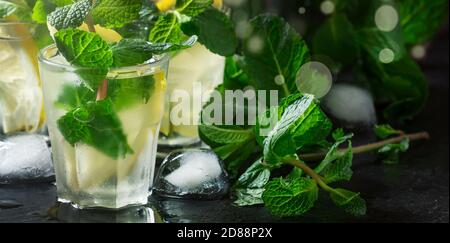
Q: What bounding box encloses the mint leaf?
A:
[107,75,155,110]
[314,133,353,174]
[54,28,113,87]
[47,0,93,30]
[242,14,309,97]
[55,83,95,110]
[111,35,197,67]
[316,142,353,184]
[234,159,271,189]
[378,138,409,164]
[149,12,183,44]
[199,125,254,145]
[233,159,271,206]
[57,99,133,159]
[263,177,318,217]
[332,128,345,141]
[261,93,332,165]
[374,124,403,139]
[363,54,428,121]
[234,188,265,207]
[199,124,257,175]
[31,0,49,23]
[399,0,448,45]
[357,27,405,63]
[91,0,142,28]
[330,188,366,217]
[313,14,359,66]
[176,0,212,17]
[181,7,237,56]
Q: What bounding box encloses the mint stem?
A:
[96,79,108,101]
[299,132,430,162]
[284,159,333,192]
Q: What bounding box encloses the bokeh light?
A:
[375,5,399,32]
[296,61,333,99]
[320,1,335,15]
[378,48,395,64]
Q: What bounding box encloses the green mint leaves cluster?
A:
[312,0,447,121]
[46,0,197,159]
[199,15,367,217]
[149,0,237,56]
[239,94,366,217]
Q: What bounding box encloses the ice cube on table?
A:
[322,84,377,127]
[153,149,230,200]
[0,134,54,183]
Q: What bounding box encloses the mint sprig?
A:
[57,99,133,159]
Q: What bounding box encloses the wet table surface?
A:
[1,34,449,224]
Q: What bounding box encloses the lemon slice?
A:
[155,0,222,12]
[213,0,223,8]
[0,20,45,134]
[47,22,122,43]
[155,0,176,12]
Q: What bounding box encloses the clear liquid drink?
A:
[39,45,168,209]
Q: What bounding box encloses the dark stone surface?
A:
[0,29,448,224]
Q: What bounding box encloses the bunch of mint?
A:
[199,13,429,217]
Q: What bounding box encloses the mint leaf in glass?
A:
[57,99,133,159]
[181,7,237,56]
[262,177,319,217]
[107,75,155,110]
[55,83,95,110]
[175,0,213,17]
[91,0,142,28]
[329,188,366,217]
[47,0,93,30]
[149,12,184,44]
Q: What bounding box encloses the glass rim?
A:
[38,44,170,73]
